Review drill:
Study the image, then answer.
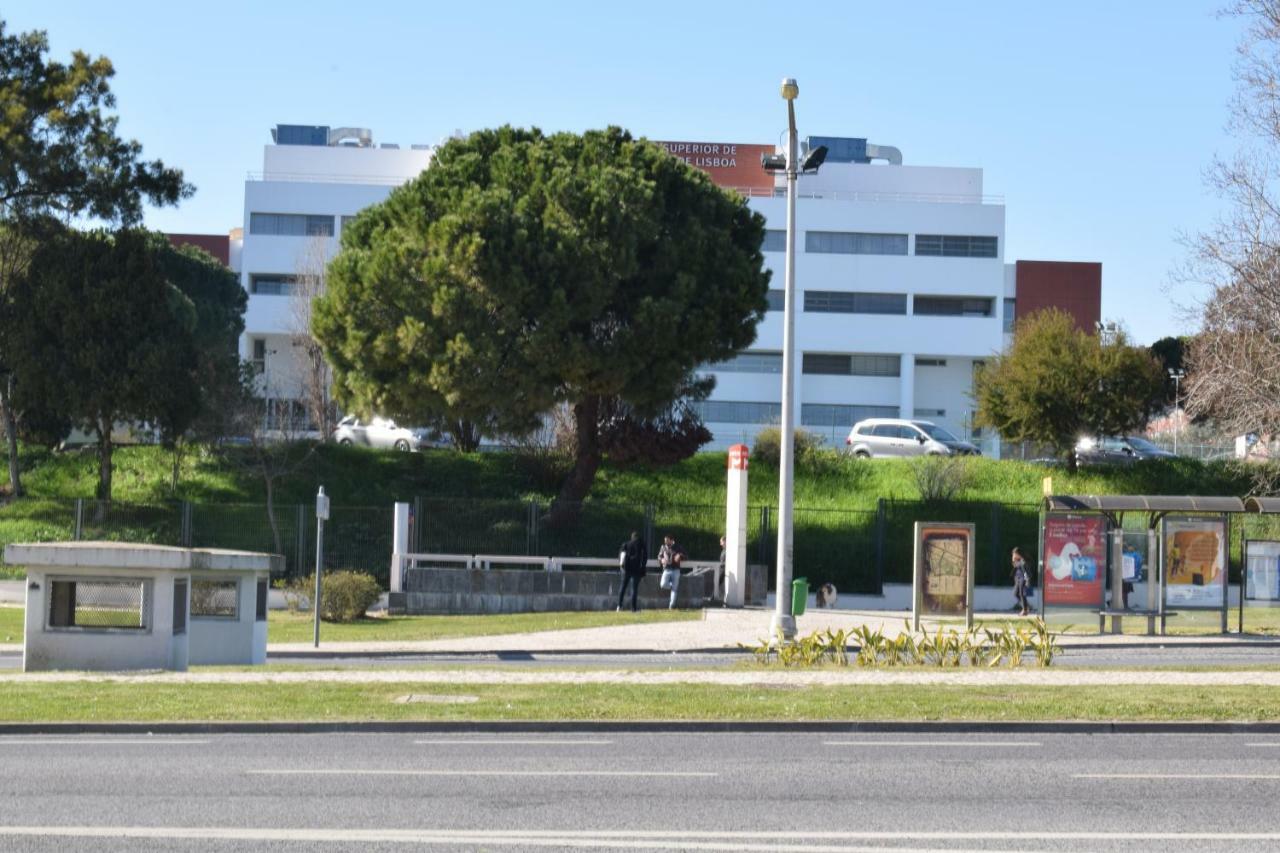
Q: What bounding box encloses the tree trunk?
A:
[170,437,184,496]
[450,420,481,453]
[263,475,283,556]
[0,376,22,497]
[95,417,113,501]
[546,396,603,524]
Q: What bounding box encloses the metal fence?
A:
[0,496,1051,595]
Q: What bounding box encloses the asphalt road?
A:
[0,732,1278,851]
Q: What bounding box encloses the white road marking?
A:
[1076,773,1280,780]
[6,826,1280,849]
[824,740,1040,747]
[1246,742,1280,747]
[248,769,716,778]
[0,739,210,745]
[413,739,612,745]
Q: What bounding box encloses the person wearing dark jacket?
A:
[617,531,648,612]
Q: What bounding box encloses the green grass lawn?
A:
[269,609,699,643]
[0,681,1276,723]
[0,605,698,645]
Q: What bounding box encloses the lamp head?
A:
[800,145,828,173]
[780,78,799,101]
[761,152,788,173]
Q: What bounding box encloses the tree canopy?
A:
[314,126,770,503]
[973,309,1165,468]
[5,229,242,499]
[0,19,192,496]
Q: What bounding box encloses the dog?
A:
[815,582,838,608]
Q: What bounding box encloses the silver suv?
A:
[845,418,980,458]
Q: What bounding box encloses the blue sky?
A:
[5,1,1245,343]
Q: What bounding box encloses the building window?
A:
[256,580,269,622]
[914,296,995,317]
[804,291,907,315]
[47,579,148,631]
[706,352,783,374]
[249,274,301,296]
[806,231,908,256]
[766,289,785,311]
[914,408,946,418]
[801,404,899,428]
[690,400,781,424]
[173,580,187,635]
[1003,298,1016,333]
[250,339,266,375]
[915,357,947,367]
[762,230,787,252]
[914,234,998,258]
[802,353,900,377]
[249,213,335,237]
[191,579,238,620]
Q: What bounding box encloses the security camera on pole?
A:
[760,78,827,641]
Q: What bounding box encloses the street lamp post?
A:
[1168,369,1185,455]
[771,77,801,641]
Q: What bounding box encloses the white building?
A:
[232,128,1098,448]
[235,125,433,425]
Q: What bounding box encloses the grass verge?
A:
[0,682,1276,723]
[268,609,699,644]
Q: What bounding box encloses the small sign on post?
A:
[313,486,329,648]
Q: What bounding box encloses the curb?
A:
[1,720,1280,735]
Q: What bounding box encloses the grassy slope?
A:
[0,443,1260,509]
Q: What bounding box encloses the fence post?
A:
[527,501,537,555]
[759,505,771,566]
[412,496,424,553]
[644,505,655,555]
[73,498,83,541]
[180,501,193,547]
[875,498,886,594]
[295,504,306,577]
[990,503,1002,586]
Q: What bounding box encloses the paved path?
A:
[1,732,1279,851]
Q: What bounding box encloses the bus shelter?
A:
[1040,496,1242,635]
[1241,497,1280,632]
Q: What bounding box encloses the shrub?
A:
[752,426,824,468]
[911,454,972,502]
[276,571,382,622]
[319,570,382,622]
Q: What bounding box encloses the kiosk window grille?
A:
[48,579,147,630]
[173,580,187,635]
[256,580,268,622]
[191,579,238,619]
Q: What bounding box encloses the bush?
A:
[276,571,382,622]
[752,426,824,468]
[911,454,972,502]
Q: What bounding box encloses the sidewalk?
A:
[268,608,1280,656]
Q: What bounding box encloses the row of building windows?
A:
[249,213,336,237]
[766,290,1002,318]
[706,352,962,375]
[764,229,998,258]
[690,400,903,426]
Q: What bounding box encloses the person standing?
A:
[716,534,727,604]
[1011,546,1030,617]
[657,534,686,610]
[617,531,648,612]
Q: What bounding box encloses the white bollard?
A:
[391,502,410,593]
[724,444,749,607]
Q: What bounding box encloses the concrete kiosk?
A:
[7,541,281,672]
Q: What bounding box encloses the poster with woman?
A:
[1043,514,1107,607]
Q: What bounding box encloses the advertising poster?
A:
[1162,517,1227,608]
[1246,541,1280,602]
[1043,514,1106,607]
[918,526,971,616]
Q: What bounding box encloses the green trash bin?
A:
[791,577,809,616]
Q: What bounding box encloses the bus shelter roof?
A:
[1244,497,1280,513]
[1043,495,1246,513]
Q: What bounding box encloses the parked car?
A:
[1074,435,1175,466]
[331,416,446,451]
[844,418,981,458]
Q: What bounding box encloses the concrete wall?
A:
[188,572,269,666]
[395,565,768,615]
[23,568,188,672]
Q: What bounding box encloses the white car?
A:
[844,418,981,458]
[331,416,445,451]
